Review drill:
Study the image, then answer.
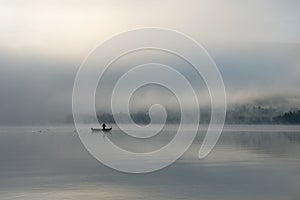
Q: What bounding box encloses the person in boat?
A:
[102,123,106,130]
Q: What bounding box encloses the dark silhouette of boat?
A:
[91,127,112,132]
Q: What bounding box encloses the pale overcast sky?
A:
[0,0,299,124]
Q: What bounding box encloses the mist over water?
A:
[1,1,300,199]
[1,42,300,125]
[0,125,300,200]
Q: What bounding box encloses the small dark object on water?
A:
[91,127,112,132]
[91,123,112,132]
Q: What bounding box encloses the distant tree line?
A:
[64,106,300,125]
[272,110,300,124]
[225,105,279,124]
[225,106,300,124]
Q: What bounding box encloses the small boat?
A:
[91,127,112,132]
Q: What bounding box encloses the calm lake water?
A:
[0,125,300,200]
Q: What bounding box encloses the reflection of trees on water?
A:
[219,132,300,157]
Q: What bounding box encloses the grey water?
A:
[0,125,300,200]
